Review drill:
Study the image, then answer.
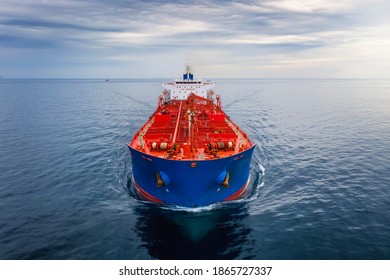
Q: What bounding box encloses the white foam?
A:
[258,163,266,175]
[161,203,221,213]
[259,181,264,188]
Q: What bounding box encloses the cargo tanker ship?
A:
[128,66,255,207]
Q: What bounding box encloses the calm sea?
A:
[0,78,389,260]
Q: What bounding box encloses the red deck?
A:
[130,93,253,160]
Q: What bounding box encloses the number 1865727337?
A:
[212,266,272,276]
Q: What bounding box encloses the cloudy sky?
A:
[1,0,390,78]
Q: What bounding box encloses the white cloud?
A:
[264,0,358,13]
[0,0,390,77]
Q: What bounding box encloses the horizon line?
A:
[1,77,389,80]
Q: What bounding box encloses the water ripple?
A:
[1,78,390,259]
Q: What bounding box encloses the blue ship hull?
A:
[128,145,256,208]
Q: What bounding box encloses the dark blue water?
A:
[1,78,389,260]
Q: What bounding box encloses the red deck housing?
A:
[130,93,253,161]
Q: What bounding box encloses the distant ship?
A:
[128,66,256,207]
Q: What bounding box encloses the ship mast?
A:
[183,65,193,81]
[186,65,190,80]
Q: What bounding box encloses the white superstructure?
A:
[162,66,215,102]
